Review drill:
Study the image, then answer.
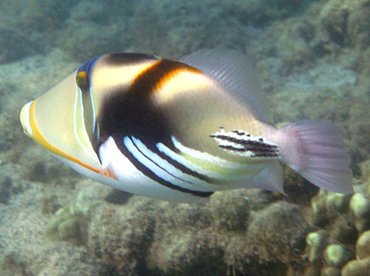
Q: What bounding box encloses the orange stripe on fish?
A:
[129,59,201,95]
[29,100,101,174]
[100,167,118,180]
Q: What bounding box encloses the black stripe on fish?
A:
[97,58,200,154]
[104,53,158,65]
[115,135,213,198]
[129,58,200,96]
[153,144,213,183]
[95,57,212,188]
[211,129,280,158]
[129,136,215,189]
[219,145,280,157]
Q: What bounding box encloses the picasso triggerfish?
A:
[20,50,352,202]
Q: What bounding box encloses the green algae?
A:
[45,191,98,246]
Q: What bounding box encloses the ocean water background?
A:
[0,0,369,275]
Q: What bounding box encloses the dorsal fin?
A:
[180,49,272,123]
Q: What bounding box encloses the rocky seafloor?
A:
[0,0,369,275]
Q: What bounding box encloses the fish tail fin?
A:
[277,120,353,193]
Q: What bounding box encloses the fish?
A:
[19,49,353,203]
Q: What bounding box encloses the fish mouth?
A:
[20,101,34,138]
[20,98,102,175]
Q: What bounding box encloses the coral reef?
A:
[85,192,309,275]
[0,0,369,275]
[304,173,370,275]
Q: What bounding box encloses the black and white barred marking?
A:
[94,55,216,198]
[118,135,213,198]
[210,128,280,158]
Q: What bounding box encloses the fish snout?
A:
[20,101,34,138]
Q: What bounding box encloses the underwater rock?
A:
[350,192,370,219]
[146,201,219,275]
[321,266,341,276]
[58,22,125,61]
[0,27,37,63]
[350,192,370,233]
[87,198,157,275]
[302,181,369,273]
[1,242,97,275]
[0,165,27,204]
[17,0,76,32]
[360,159,370,179]
[303,265,321,276]
[225,0,310,26]
[305,231,327,264]
[281,167,318,204]
[323,244,353,267]
[0,176,12,204]
[104,189,132,205]
[341,257,370,276]
[40,195,61,215]
[29,161,50,182]
[209,190,250,231]
[356,230,370,259]
[149,230,226,276]
[330,218,358,245]
[86,194,311,275]
[319,0,350,47]
[320,0,370,49]
[311,191,330,226]
[152,200,212,234]
[245,201,310,262]
[225,201,310,274]
[326,192,350,214]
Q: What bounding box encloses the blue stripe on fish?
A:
[76,56,100,88]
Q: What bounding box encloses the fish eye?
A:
[76,70,89,90]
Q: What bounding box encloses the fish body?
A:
[20,50,353,202]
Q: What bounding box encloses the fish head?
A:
[19,69,103,175]
[19,53,163,180]
[19,53,158,178]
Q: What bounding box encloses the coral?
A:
[244,202,309,263]
[224,201,310,275]
[149,230,226,275]
[209,190,250,231]
[305,231,327,264]
[356,230,370,259]
[320,266,341,276]
[342,257,370,276]
[1,243,97,276]
[350,192,370,219]
[87,198,158,275]
[224,0,311,26]
[323,244,353,267]
[303,169,370,274]
[320,0,370,49]
[0,0,369,275]
[85,192,310,275]
[45,190,98,245]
